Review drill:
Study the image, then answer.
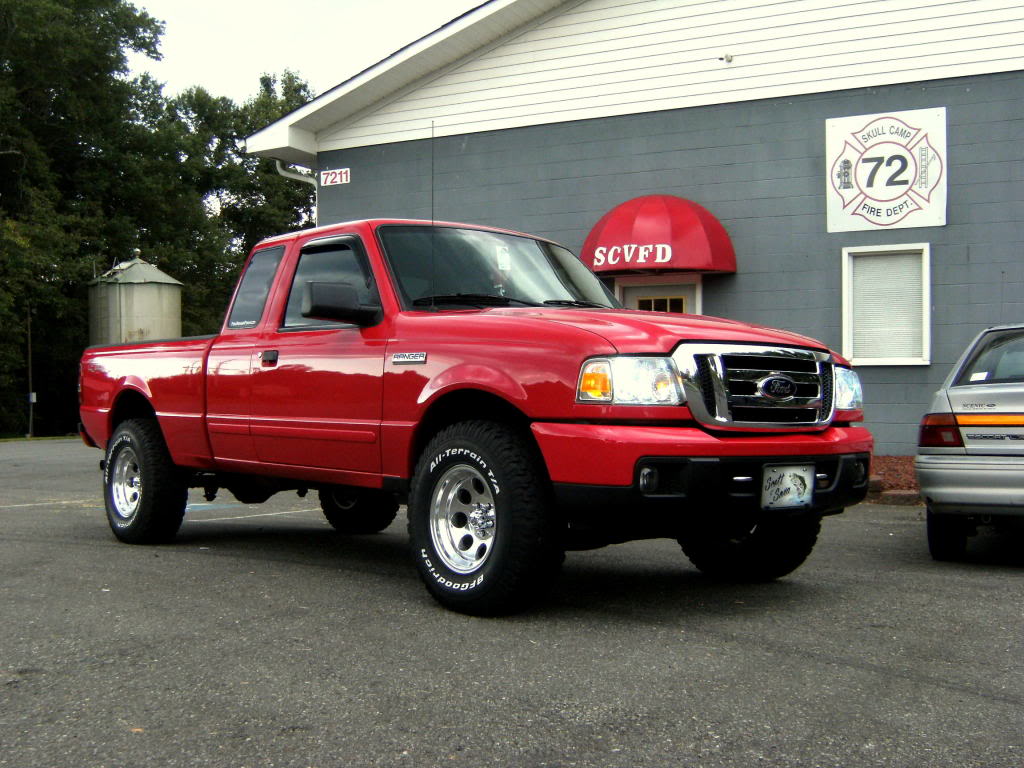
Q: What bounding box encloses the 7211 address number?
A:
[320,168,351,186]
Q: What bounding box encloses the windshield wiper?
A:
[412,293,538,308]
[542,299,608,308]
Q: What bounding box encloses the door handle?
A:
[260,349,279,366]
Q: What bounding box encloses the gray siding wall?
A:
[317,71,1024,456]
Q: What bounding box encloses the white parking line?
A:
[188,508,320,523]
[0,499,96,509]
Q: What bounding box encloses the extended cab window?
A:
[955,329,1024,385]
[227,246,284,329]
[283,241,378,328]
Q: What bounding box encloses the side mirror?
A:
[302,282,381,327]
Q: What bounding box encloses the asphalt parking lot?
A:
[1,438,1022,768]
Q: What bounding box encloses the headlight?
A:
[834,366,863,411]
[577,357,683,405]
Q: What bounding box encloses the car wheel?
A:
[926,508,968,561]
[319,487,399,534]
[103,418,187,544]
[679,515,822,581]
[408,420,562,615]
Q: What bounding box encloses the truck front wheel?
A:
[319,487,398,534]
[679,515,821,582]
[408,421,561,615]
[103,418,187,544]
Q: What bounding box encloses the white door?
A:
[621,282,699,314]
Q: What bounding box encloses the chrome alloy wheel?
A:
[110,446,142,520]
[429,464,497,574]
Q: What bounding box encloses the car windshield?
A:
[377,225,620,310]
[955,328,1024,385]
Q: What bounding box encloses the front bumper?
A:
[532,422,873,516]
[915,453,1024,516]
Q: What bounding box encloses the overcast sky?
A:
[127,0,483,103]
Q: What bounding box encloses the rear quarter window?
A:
[226,246,285,329]
[955,329,1024,385]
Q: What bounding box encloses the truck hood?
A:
[493,307,830,354]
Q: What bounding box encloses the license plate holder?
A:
[761,465,814,509]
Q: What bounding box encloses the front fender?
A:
[419,363,529,410]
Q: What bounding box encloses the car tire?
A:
[319,487,399,534]
[679,515,821,581]
[408,420,562,615]
[103,418,187,544]
[926,508,968,561]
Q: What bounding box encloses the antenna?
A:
[430,120,436,309]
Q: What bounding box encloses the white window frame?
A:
[841,243,930,366]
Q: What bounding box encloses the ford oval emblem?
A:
[759,375,798,401]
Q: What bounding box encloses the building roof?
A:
[246,0,566,167]
[247,0,1024,168]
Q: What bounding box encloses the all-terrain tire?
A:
[103,418,187,544]
[679,515,822,582]
[319,487,399,534]
[408,420,562,615]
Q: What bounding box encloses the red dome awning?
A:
[580,195,736,274]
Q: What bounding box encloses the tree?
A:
[0,0,316,436]
[0,0,165,436]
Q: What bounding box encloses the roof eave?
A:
[245,0,566,164]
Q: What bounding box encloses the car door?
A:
[248,235,386,474]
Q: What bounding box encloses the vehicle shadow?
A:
[957,527,1024,568]
[164,519,824,620]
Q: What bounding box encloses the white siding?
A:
[319,0,1024,150]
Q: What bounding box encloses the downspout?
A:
[275,160,319,226]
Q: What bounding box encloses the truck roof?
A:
[254,218,562,250]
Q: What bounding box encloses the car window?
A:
[955,329,1024,385]
[282,242,377,328]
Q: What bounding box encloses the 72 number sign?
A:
[827,109,946,231]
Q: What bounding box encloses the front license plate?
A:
[761,465,814,509]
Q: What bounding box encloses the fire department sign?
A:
[826,108,946,232]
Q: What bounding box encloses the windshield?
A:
[377,225,620,310]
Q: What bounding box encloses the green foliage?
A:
[0,0,316,436]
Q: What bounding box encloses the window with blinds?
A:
[842,244,930,366]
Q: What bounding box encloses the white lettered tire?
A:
[408,421,561,615]
[103,418,187,544]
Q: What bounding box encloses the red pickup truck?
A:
[79,219,872,614]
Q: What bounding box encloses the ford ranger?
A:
[79,219,872,614]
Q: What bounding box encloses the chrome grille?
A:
[673,343,835,429]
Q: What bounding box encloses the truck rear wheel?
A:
[679,515,821,582]
[103,418,187,544]
[408,421,561,615]
[319,487,398,534]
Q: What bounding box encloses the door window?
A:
[282,242,377,328]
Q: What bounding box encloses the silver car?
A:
[916,324,1024,560]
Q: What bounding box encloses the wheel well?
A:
[110,390,157,432]
[411,390,534,475]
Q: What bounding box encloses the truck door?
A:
[248,235,386,475]
[206,244,285,463]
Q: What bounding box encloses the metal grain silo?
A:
[88,254,183,346]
